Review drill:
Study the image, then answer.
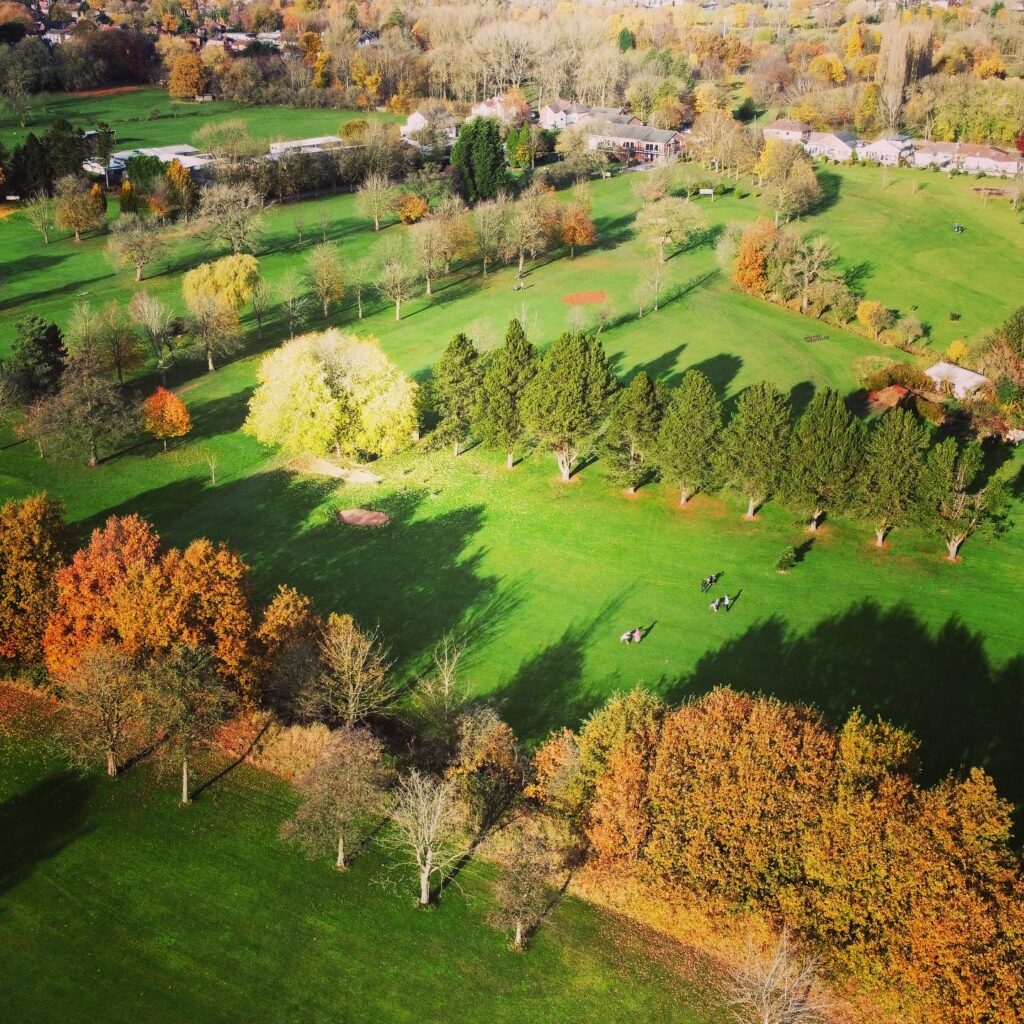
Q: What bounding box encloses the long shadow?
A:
[81,473,510,678]
[685,352,743,399]
[661,600,1024,815]
[498,598,629,739]
[789,380,816,416]
[0,771,95,897]
[813,169,842,214]
[637,343,688,387]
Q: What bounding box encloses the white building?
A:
[859,136,914,165]
[804,130,858,162]
[586,124,682,163]
[469,95,523,125]
[912,141,958,169]
[267,136,343,159]
[924,361,991,399]
[956,144,1020,176]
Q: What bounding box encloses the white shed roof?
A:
[924,361,990,399]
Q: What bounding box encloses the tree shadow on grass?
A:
[0,771,94,898]
[813,169,842,215]
[81,472,511,678]
[660,600,1024,817]
[497,597,630,739]
[685,353,743,401]
[789,380,816,416]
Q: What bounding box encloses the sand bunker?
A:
[562,290,608,305]
[337,508,389,527]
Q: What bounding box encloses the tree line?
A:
[422,319,1006,561]
[1,494,1020,1022]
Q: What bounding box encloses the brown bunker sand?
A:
[562,290,608,305]
[337,508,389,527]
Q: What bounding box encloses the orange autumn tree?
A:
[560,199,597,259]
[731,218,777,295]
[142,387,192,451]
[44,515,259,702]
[0,494,72,666]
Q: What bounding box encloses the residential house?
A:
[956,144,1020,177]
[859,136,914,165]
[762,118,811,144]
[399,109,458,150]
[924,361,991,399]
[804,130,858,162]
[586,123,682,163]
[912,141,957,169]
[469,95,524,125]
[539,99,591,130]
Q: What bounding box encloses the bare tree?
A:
[489,821,559,950]
[249,276,272,340]
[130,292,176,384]
[472,196,509,277]
[408,633,470,770]
[186,293,243,372]
[499,183,558,277]
[305,243,345,318]
[23,192,56,245]
[386,770,467,906]
[297,613,397,727]
[277,271,311,339]
[198,182,265,254]
[281,726,393,869]
[356,172,400,231]
[412,219,447,296]
[348,256,375,319]
[106,213,168,282]
[59,645,147,778]
[374,240,418,321]
[728,931,831,1024]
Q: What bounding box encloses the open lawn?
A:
[0,719,719,1024]
[0,85,399,151]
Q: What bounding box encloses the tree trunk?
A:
[87,439,99,468]
[207,346,215,373]
[106,748,117,778]
[75,229,81,242]
[946,536,963,561]
[570,244,575,259]
[506,451,514,470]
[745,495,758,519]
[556,452,572,481]
[357,292,363,319]
[419,852,432,906]
[514,919,524,950]
[336,830,346,870]
[679,485,692,507]
[394,299,401,321]
[809,509,821,531]
[875,527,886,548]
[426,275,432,296]
[135,265,143,282]
[453,439,461,457]
[373,214,380,231]
[162,438,168,452]
[518,250,525,276]
[181,757,190,804]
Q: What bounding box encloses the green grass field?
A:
[1,94,1023,1020]
[0,723,720,1024]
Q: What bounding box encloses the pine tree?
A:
[602,371,668,493]
[451,117,508,204]
[475,319,537,468]
[432,333,483,456]
[783,388,864,530]
[523,332,618,482]
[717,382,792,519]
[655,370,724,507]
[856,407,928,547]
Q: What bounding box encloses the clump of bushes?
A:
[775,546,796,573]
[859,359,932,394]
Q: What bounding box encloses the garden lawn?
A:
[0,730,719,1024]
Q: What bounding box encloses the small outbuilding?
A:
[924,361,991,399]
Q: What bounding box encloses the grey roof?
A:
[589,123,681,144]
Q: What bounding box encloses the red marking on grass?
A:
[562,290,608,306]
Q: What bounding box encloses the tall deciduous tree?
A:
[411,219,446,296]
[198,182,265,254]
[656,370,724,506]
[475,318,537,469]
[129,292,176,384]
[489,821,558,951]
[54,174,105,242]
[149,645,232,804]
[305,243,345,318]
[67,300,145,384]
[106,212,167,282]
[560,194,597,259]
[141,386,192,451]
[24,350,134,467]
[23,192,56,245]
[471,195,509,277]
[523,332,618,482]
[602,371,668,493]
[783,389,864,531]
[718,382,792,519]
[298,613,396,726]
[281,726,393,869]
[857,407,928,547]
[185,293,242,373]
[356,172,400,231]
[387,770,467,906]
[374,240,418,321]
[500,182,558,277]
[0,493,70,666]
[635,197,706,262]
[753,139,821,224]
[60,645,147,778]
[432,333,483,456]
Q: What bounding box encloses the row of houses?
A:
[763,118,1023,176]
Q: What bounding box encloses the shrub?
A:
[398,194,429,224]
[914,396,946,424]
[775,546,796,573]
[860,360,932,393]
